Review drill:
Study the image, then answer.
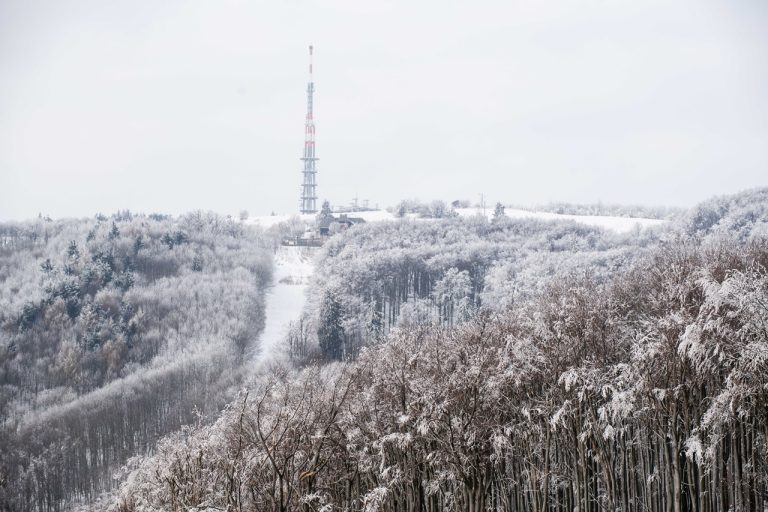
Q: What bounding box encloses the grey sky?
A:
[1,0,766,220]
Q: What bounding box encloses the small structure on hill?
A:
[282,207,365,247]
[318,213,365,236]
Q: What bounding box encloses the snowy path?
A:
[251,246,315,369]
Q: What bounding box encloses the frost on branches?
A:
[115,237,768,511]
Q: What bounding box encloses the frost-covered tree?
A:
[0,211,276,511]
[492,201,506,221]
[112,189,768,512]
[317,199,333,223]
[317,290,344,360]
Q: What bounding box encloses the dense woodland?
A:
[108,191,768,512]
[1,190,766,511]
[387,199,679,220]
[0,212,274,511]
[109,189,768,511]
[292,211,661,361]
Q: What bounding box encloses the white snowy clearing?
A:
[244,207,664,234]
[250,245,315,369]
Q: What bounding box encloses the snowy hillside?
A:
[105,189,768,512]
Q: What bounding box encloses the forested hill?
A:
[110,188,768,512]
[0,211,273,511]
[292,188,768,363]
[679,187,768,241]
[298,205,662,361]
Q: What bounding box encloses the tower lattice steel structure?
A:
[300,45,318,214]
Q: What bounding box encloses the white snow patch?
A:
[274,244,315,285]
[250,246,316,370]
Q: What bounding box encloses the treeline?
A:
[296,188,768,363]
[388,199,468,218]
[111,235,768,512]
[681,187,768,242]
[512,201,682,220]
[0,211,274,511]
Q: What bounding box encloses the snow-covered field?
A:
[250,245,315,368]
[244,207,665,234]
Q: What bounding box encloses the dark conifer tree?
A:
[492,201,506,221]
[317,290,344,360]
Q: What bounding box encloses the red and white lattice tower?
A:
[300,45,318,214]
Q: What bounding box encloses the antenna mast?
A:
[300,44,318,214]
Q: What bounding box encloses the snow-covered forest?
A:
[0,212,275,510]
[3,0,767,508]
[296,213,659,361]
[1,190,766,511]
[92,188,767,512]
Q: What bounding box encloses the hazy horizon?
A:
[2,0,767,220]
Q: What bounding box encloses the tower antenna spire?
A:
[300,44,318,214]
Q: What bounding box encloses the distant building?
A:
[318,214,365,237]
[282,214,365,247]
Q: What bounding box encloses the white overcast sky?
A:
[1,0,766,219]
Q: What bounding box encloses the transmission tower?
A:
[300,45,318,214]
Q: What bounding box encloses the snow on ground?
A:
[273,243,315,285]
[245,208,665,234]
[454,208,665,233]
[250,245,316,369]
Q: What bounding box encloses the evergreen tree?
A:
[317,200,333,223]
[109,221,120,240]
[192,255,203,272]
[492,202,506,221]
[67,240,80,260]
[317,290,344,360]
[133,235,145,255]
[40,258,54,274]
